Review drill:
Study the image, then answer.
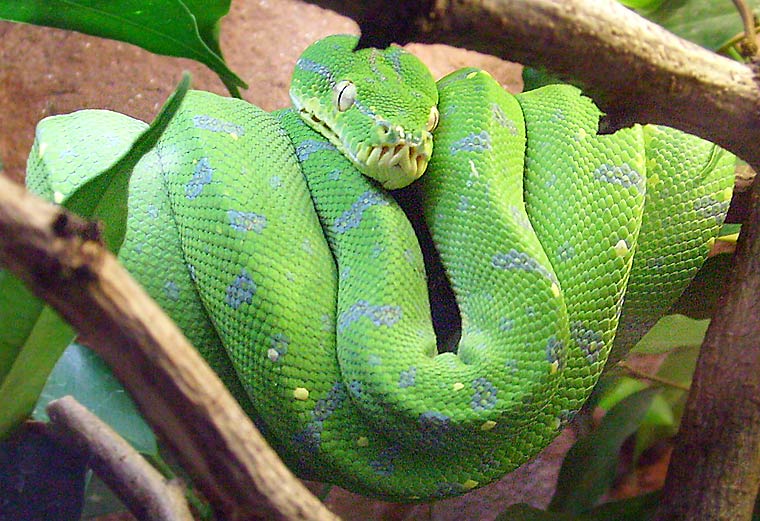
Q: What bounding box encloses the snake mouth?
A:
[355,142,429,187]
[297,108,431,189]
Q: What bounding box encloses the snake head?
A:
[290,34,439,190]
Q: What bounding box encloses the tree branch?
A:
[46,396,193,521]
[654,158,760,520]
[0,174,340,521]
[306,0,760,170]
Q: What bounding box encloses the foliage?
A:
[0,0,754,519]
[0,73,189,519]
[0,0,244,96]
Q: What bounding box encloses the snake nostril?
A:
[378,121,392,137]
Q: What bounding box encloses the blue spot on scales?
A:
[451,131,492,154]
[418,411,451,448]
[491,103,518,134]
[546,336,564,367]
[312,382,347,422]
[295,58,334,81]
[192,114,245,136]
[337,300,402,332]
[225,269,256,309]
[185,157,213,199]
[268,333,289,362]
[291,381,347,454]
[295,139,336,162]
[163,281,179,301]
[228,210,267,233]
[369,444,401,476]
[593,163,644,193]
[471,377,498,411]
[570,321,605,363]
[385,46,405,76]
[332,191,389,234]
[492,249,558,285]
[399,367,417,388]
[694,195,730,224]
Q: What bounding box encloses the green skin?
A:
[27,34,734,501]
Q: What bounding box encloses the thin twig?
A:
[46,396,193,521]
[732,0,758,58]
[617,361,691,392]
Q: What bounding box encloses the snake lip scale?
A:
[27,34,734,501]
[355,141,428,182]
[298,106,432,188]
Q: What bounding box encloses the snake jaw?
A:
[356,139,431,190]
[297,105,433,190]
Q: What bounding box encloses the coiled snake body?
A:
[28,35,734,500]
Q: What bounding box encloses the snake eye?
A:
[334,80,356,112]
[426,106,440,132]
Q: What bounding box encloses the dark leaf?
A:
[549,388,659,514]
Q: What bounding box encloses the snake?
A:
[26,34,734,501]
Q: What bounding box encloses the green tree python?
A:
[26,35,734,500]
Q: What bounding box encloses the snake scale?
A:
[26,35,734,500]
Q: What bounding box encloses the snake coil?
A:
[27,35,734,500]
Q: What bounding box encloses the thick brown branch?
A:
[0,175,340,521]
[306,0,760,171]
[654,168,760,519]
[46,396,193,521]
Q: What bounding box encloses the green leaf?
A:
[0,1,244,96]
[632,393,676,462]
[549,388,659,514]
[641,393,675,427]
[619,0,665,13]
[719,222,742,239]
[33,343,156,454]
[584,374,620,410]
[654,344,700,388]
[181,0,229,59]
[64,72,191,253]
[596,377,677,464]
[0,76,189,439]
[0,305,74,438]
[522,67,565,91]
[631,314,709,354]
[497,494,661,521]
[625,347,700,462]
[80,473,129,519]
[582,492,661,520]
[637,0,760,51]
[0,271,45,381]
[597,376,649,411]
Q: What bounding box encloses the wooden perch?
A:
[0,175,339,521]
[307,0,760,169]
[654,166,760,519]
[46,396,193,521]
